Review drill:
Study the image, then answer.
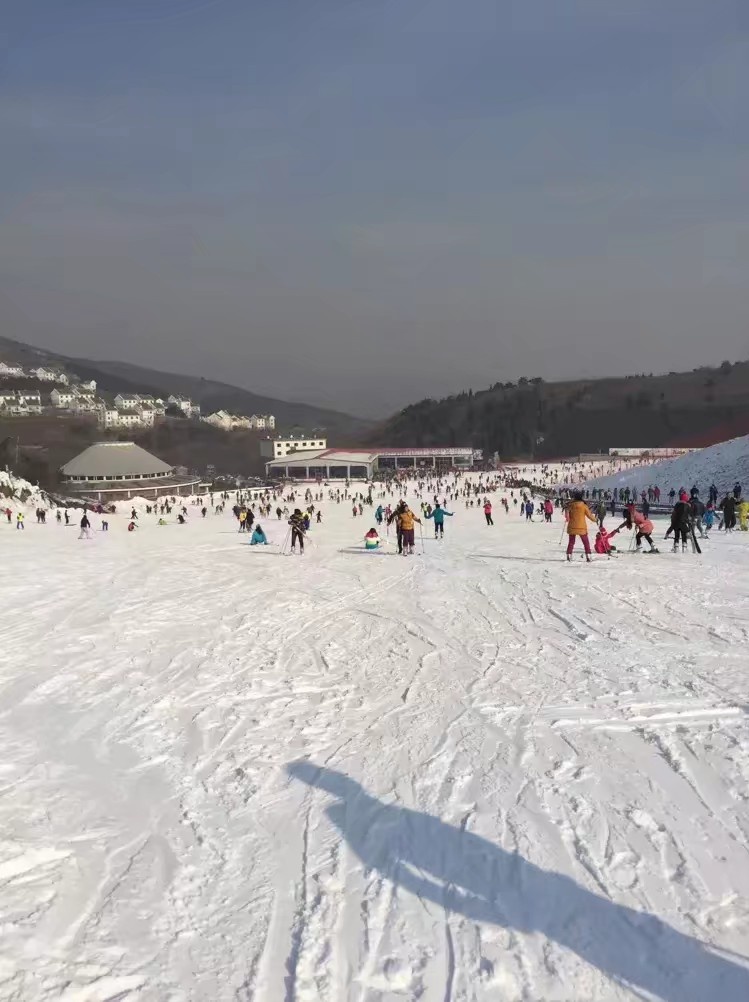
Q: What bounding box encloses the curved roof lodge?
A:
[60,442,204,500]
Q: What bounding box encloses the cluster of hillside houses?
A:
[0,360,275,433]
[201,410,276,431]
[0,361,199,429]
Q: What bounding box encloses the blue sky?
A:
[1,0,747,415]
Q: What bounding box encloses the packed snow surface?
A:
[582,435,749,496]
[3,481,749,1001]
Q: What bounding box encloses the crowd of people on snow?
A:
[4,465,748,564]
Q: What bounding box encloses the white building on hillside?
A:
[71,395,99,414]
[0,362,26,378]
[115,393,140,410]
[51,388,77,408]
[202,410,233,430]
[77,379,97,392]
[168,395,200,418]
[98,407,120,429]
[31,367,68,384]
[2,391,42,415]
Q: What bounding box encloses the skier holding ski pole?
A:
[565,491,597,562]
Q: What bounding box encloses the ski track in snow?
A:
[1,480,749,1000]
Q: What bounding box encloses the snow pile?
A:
[582,435,749,496]
[0,469,48,509]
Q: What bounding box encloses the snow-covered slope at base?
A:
[2,489,749,1001]
[582,435,749,496]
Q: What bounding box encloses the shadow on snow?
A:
[288,761,749,1002]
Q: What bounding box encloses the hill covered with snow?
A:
[0,469,48,508]
[583,436,749,496]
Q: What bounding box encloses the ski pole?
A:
[420,522,425,554]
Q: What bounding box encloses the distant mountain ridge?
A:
[369,361,749,459]
[0,335,371,437]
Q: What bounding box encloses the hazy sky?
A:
[1,1,747,417]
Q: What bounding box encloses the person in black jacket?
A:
[670,500,692,552]
[288,509,306,553]
[720,494,737,532]
[690,497,706,537]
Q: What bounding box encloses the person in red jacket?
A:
[483,500,493,526]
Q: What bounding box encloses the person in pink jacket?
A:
[620,504,658,552]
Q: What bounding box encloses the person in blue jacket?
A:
[426,504,453,538]
[250,524,268,545]
[524,499,534,521]
[375,505,384,525]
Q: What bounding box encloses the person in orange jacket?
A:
[565,491,597,561]
[397,506,421,555]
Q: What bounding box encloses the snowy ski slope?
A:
[2,482,749,1001]
[583,435,749,496]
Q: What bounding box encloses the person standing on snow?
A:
[543,498,554,523]
[720,494,737,532]
[426,503,453,538]
[79,513,92,539]
[387,501,408,554]
[397,506,421,555]
[565,491,597,562]
[670,498,693,551]
[484,500,494,526]
[288,509,306,553]
[524,499,534,521]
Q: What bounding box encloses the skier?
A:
[387,501,408,554]
[16,512,24,531]
[316,511,322,523]
[79,513,91,539]
[720,494,737,532]
[375,505,384,525]
[690,496,706,537]
[289,509,306,553]
[734,482,742,500]
[543,498,554,523]
[703,504,715,536]
[621,506,658,552]
[250,524,268,545]
[397,506,421,556]
[670,498,693,551]
[524,499,534,521]
[565,491,597,562]
[483,500,494,526]
[426,504,453,538]
[364,527,381,550]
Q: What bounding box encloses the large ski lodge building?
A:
[266,446,475,481]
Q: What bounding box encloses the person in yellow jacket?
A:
[565,491,597,561]
[397,506,421,555]
[739,500,749,531]
[16,512,25,531]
